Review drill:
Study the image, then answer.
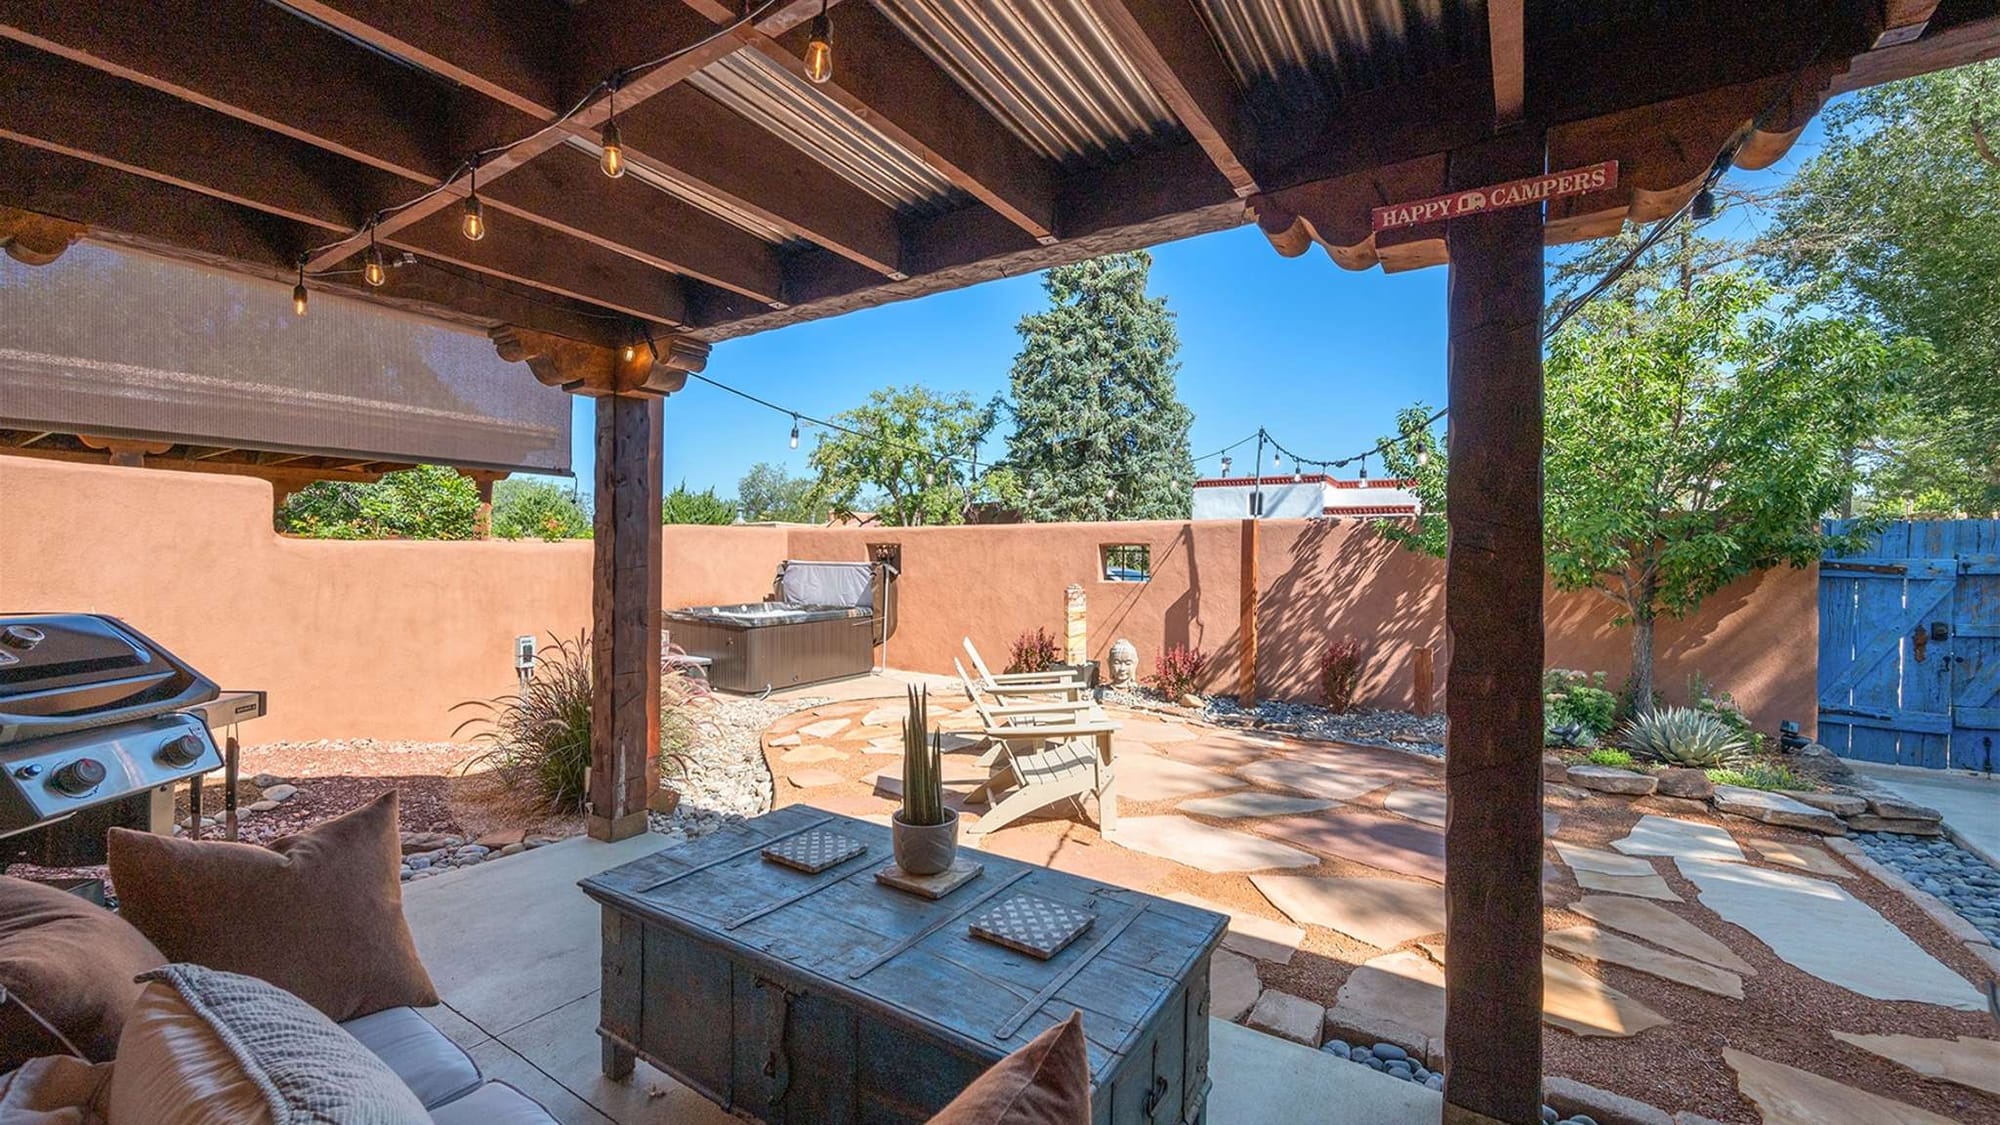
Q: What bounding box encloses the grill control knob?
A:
[159,733,206,768]
[0,625,44,650]
[50,758,106,797]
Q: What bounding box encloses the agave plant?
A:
[1618,706,1750,769]
[900,684,947,827]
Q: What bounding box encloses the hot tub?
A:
[664,561,890,694]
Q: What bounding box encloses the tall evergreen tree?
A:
[1004,252,1195,522]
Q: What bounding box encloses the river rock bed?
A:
[647,694,820,843]
[1851,830,2000,943]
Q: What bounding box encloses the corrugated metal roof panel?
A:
[872,0,1186,167]
[561,135,794,245]
[689,50,964,215]
[1192,0,1468,118]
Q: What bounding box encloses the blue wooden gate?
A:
[1819,519,2000,772]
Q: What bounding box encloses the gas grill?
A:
[0,614,252,866]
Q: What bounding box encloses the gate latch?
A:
[1931,620,1950,641]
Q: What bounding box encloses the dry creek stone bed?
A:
[646,694,819,846]
[1852,831,2000,944]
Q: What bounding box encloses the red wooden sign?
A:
[1371,161,1618,232]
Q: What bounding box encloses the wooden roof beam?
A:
[0,142,632,346]
[1488,0,1525,127]
[0,0,462,182]
[740,0,1059,240]
[1078,0,1261,197]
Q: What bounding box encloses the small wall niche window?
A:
[1102,544,1151,583]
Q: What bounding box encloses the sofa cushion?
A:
[0,874,165,1073]
[107,790,439,1022]
[424,1081,560,1125]
[340,1007,482,1110]
[109,962,430,1124]
[927,1011,1091,1125]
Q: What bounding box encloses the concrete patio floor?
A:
[401,828,1433,1124]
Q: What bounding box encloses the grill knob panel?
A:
[0,625,45,650]
[159,733,206,768]
[50,757,107,797]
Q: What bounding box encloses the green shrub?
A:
[1543,669,1618,745]
[1687,672,1765,754]
[278,464,479,540]
[662,482,736,525]
[1585,746,1635,768]
[1619,706,1750,769]
[456,633,593,813]
[492,478,591,541]
[1706,760,1809,792]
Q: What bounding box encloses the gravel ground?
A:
[1202,696,1447,757]
[648,694,820,846]
[1852,830,2000,944]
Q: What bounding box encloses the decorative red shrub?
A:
[1319,638,1365,713]
[1006,627,1061,674]
[1151,644,1209,700]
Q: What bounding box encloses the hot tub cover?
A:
[779,561,874,611]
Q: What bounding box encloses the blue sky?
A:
[554,113,1834,500]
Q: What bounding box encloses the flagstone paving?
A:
[1746,836,1854,879]
[1260,810,1447,882]
[1381,788,1446,827]
[1250,875,1446,949]
[1610,814,1746,865]
[1544,925,1744,998]
[757,692,2000,1122]
[1830,1030,2000,1098]
[1237,755,1423,802]
[1113,754,1244,801]
[1726,1048,1961,1125]
[1677,855,1983,1010]
[1566,895,1756,976]
[1176,792,1338,819]
[1108,816,1320,873]
[1414,942,1671,1038]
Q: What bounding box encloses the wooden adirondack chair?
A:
[951,658,1119,836]
[961,637,1089,702]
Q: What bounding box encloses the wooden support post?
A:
[1238,517,1259,706]
[1441,129,1546,1125]
[589,393,663,841]
[459,469,503,538]
[493,326,708,841]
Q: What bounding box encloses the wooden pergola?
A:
[3,1,1993,1119]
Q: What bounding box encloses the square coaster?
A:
[969,894,1094,960]
[875,857,984,899]
[762,829,866,873]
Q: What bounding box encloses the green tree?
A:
[736,462,827,524]
[1388,273,1904,711]
[1004,252,1195,521]
[1373,405,1447,557]
[277,464,479,539]
[491,478,591,540]
[1765,61,2000,515]
[808,385,1006,526]
[661,483,736,525]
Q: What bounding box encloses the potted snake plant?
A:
[892,684,958,875]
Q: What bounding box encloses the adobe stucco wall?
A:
[0,457,1817,741]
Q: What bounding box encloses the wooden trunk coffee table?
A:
[580,805,1225,1124]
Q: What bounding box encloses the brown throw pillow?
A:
[928,1011,1091,1125]
[0,875,165,1072]
[107,791,437,1023]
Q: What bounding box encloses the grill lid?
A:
[0,615,217,742]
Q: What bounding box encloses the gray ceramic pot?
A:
[891,808,959,876]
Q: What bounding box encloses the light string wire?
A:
[294,0,786,274]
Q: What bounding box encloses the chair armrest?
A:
[981,683,1087,699]
[985,722,1118,740]
[988,671,1086,685]
[988,700,1098,716]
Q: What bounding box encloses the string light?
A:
[1358,455,1368,480]
[1689,188,1716,221]
[1416,446,1430,468]
[1271,447,1281,469]
[363,225,387,287]
[291,261,308,316]
[1219,456,1233,477]
[460,164,486,241]
[789,415,800,449]
[804,0,833,84]
[600,86,626,178]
